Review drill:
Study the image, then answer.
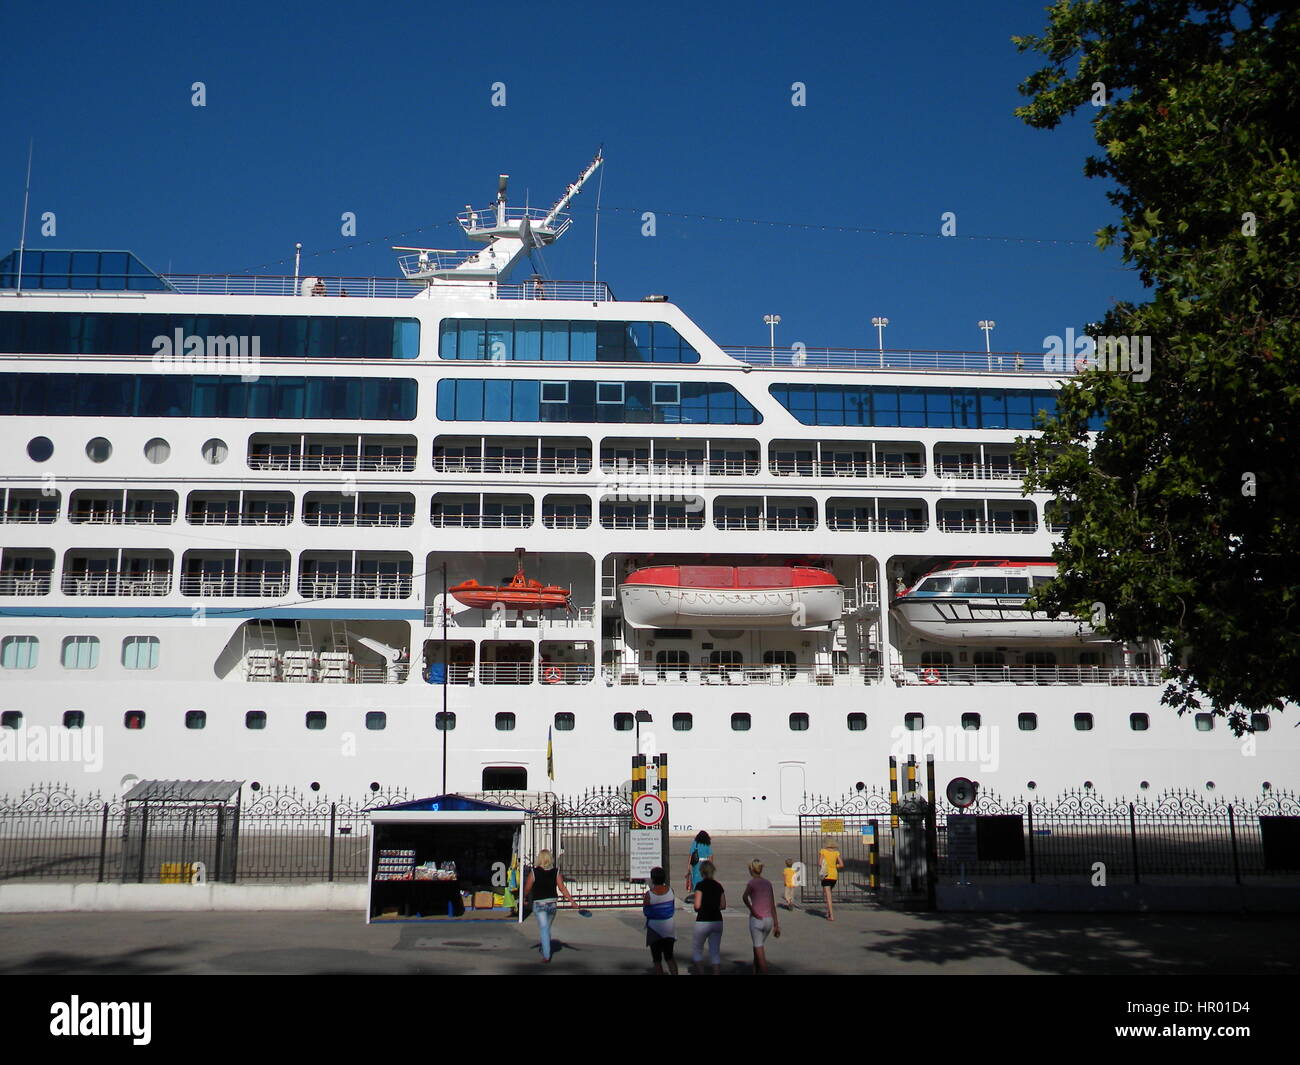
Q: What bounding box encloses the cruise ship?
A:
[1,154,1293,830]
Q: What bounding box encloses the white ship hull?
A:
[891,599,1102,644]
[621,584,844,629]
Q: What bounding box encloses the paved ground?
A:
[3,835,1299,975]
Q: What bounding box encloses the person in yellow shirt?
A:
[818,841,844,921]
[782,858,798,909]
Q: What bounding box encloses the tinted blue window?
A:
[512,379,539,420]
[1006,390,1034,429]
[456,379,483,420]
[542,322,569,361]
[437,380,455,419]
[978,391,1007,428]
[514,321,542,360]
[436,377,756,424]
[484,380,512,420]
[438,320,459,359]
[899,387,926,428]
[275,378,304,418]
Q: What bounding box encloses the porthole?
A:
[365,712,386,731]
[435,711,456,730]
[1074,713,1094,731]
[1130,713,1149,731]
[245,711,267,730]
[27,436,54,462]
[904,712,924,732]
[305,711,327,730]
[673,713,693,732]
[731,713,752,731]
[613,713,633,732]
[788,713,809,731]
[310,781,321,791]
[124,710,146,730]
[1251,714,1271,732]
[1194,713,1214,731]
[201,438,229,465]
[495,712,516,731]
[1027,780,1037,790]
[554,712,575,731]
[63,711,85,729]
[1140,780,1150,790]
[1,711,22,729]
[86,437,112,462]
[846,713,867,732]
[961,712,981,731]
[185,710,206,730]
[144,438,171,464]
[1018,713,1038,731]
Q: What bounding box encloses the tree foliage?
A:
[1012,1,1299,733]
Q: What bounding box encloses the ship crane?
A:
[395,150,603,293]
[352,636,406,683]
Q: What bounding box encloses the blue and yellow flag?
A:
[547,725,554,781]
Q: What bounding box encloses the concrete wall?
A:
[0,882,366,913]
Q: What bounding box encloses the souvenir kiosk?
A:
[366,795,531,923]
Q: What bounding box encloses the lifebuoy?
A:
[542,666,562,684]
[921,668,941,685]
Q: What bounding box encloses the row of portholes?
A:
[26,436,228,464]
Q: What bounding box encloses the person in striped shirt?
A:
[643,866,678,975]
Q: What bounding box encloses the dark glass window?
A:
[554,712,575,731]
[768,383,1065,430]
[185,710,206,730]
[1130,713,1149,731]
[435,711,457,730]
[904,713,924,731]
[63,711,85,729]
[613,713,634,731]
[306,711,327,730]
[847,713,867,731]
[482,767,527,790]
[436,378,758,425]
[1074,713,1094,731]
[366,712,386,730]
[438,319,698,363]
[672,713,693,731]
[1018,712,1038,731]
[245,711,267,730]
[731,713,751,731]
[789,713,810,731]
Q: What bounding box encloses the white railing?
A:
[179,575,290,597]
[434,457,592,474]
[600,516,706,530]
[430,513,534,528]
[713,517,818,531]
[164,274,614,301]
[61,574,171,596]
[0,512,58,525]
[189,512,293,526]
[936,520,1039,534]
[603,663,885,686]
[599,460,760,477]
[842,585,880,610]
[423,605,595,628]
[541,516,593,529]
[826,518,929,532]
[891,664,1160,686]
[302,512,414,528]
[298,576,412,599]
[722,346,1058,374]
[245,658,411,684]
[248,453,416,472]
[935,463,1029,481]
[68,510,176,525]
[770,460,927,478]
[0,575,52,595]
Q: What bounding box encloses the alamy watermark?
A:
[0,724,103,772]
[151,329,261,381]
[1042,328,1152,382]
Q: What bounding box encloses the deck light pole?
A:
[872,317,889,368]
[441,560,448,794]
[763,314,781,359]
[978,320,996,371]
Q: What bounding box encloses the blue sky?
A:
[1,0,1141,353]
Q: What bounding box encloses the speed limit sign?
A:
[946,777,978,808]
[633,793,665,827]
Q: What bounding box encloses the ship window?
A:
[613,713,634,731]
[1074,713,1093,731]
[185,710,206,730]
[366,711,387,730]
[597,382,624,404]
[61,636,100,669]
[0,711,20,729]
[482,767,527,790]
[554,712,575,731]
[1194,713,1214,731]
[124,710,146,730]
[788,713,810,731]
[435,711,456,730]
[245,711,267,730]
[122,636,160,669]
[202,438,229,464]
[26,436,54,462]
[904,713,924,731]
[951,577,979,593]
[961,713,981,731]
[144,438,171,463]
[63,711,84,729]
[1130,713,1149,731]
[672,713,693,732]
[1018,713,1037,731]
[920,578,951,592]
[1004,577,1029,593]
[541,381,568,403]
[652,383,680,405]
[1032,574,1054,588]
[920,652,953,666]
[979,576,1008,594]
[731,713,751,731]
[1,635,39,669]
[306,711,327,730]
[495,712,516,731]
[85,437,112,463]
[847,713,867,732]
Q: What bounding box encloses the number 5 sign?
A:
[633,793,665,828]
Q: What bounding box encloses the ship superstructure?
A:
[0,157,1292,829]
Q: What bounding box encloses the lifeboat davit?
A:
[450,552,571,612]
[620,565,843,629]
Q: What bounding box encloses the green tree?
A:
[1012,0,1299,733]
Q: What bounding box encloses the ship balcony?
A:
[302,493,415,528]
[712,497,817,532]
[0,490,60,525]
[61,551,172,596]
[0,549,55,595]
[187,492,294,526]
[826,499,929,532]
[542,496,592,530]
[603,662,885,686]
[248,434,417,472]
[936,500,1038,534]
[722,345,1045,374]
[934,446,1027,482]
[770,441,926,478]
[433,436,592,475]
[599,498,706,530]
[600,438,760,477]
[180,551,291,597]
[890,663,1160,686]
[430,495,533,528]
[298,552,413,599]
[1044,500,1077,535]
[68,490,177,525]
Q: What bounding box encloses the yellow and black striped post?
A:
[868,819,879,890]
[655,753,669,875]
[632,754,646,807]
[889,756,899,828]
[925,754,939,909]
[906,754,918,795]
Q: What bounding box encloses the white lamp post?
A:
[763,314,781,359]
[872,316,889,368]
[978,320,996,371]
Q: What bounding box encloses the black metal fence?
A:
[0,784,647,904]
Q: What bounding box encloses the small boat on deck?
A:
[620,564,843,629]
[450,551,571,611]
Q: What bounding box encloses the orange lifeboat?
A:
[450,551,571,612]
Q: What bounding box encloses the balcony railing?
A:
[771,460,926,478]
[302,512,414,528]
[603,663,885,686]
[600,515,706,530]
[936,519,1039,534]
[163,274,614,302]
[68,510,176,525]
[189,511,294,526]
[0,574,53,595]
[424,605,595,628]
[434,457,592,474]
[599,460,760,477]
[0,511,58,525]
[935,463,1029,481]
[179,574,290,597]
[298,576,413,599]
[430,513,533,528]
[891,664,1160,686]
[248,453,416,472]
[722,346,1057,374]
[61,573,171,596]
[541,515,593,529]
[713,516,818,531]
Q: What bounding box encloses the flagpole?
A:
[441,560,448,795]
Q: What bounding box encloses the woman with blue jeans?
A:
[524,849,574,963]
